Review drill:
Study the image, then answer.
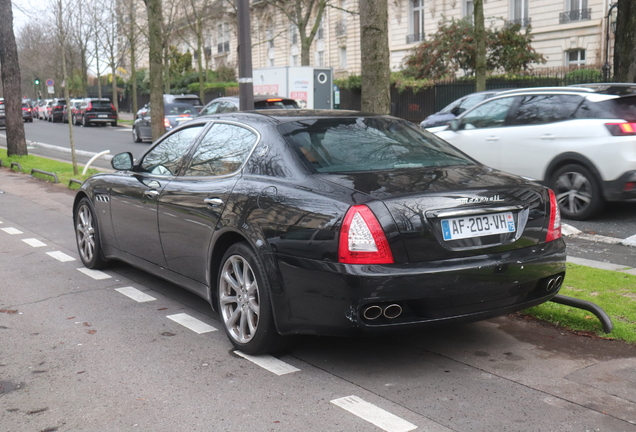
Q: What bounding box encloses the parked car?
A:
[132,102,196,142]
[49,98,66,122]
[163,94,204,112]
[74,110,566,355]
[63,98,84,124]
[74,98,118,127]
[21,101,34,122]
[420,90,508,129]
[39,99,53,120]
[434,86,636,220]
[198,96,300,116]
[0,99,5,128]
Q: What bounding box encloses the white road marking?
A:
[115,286,156,302]
[331,396,418,432]
[234,351,300,376]
[46,251,76,262]
[77,267,111,280]
[2,227,23,235]
[167,313,217,334]
[22,238,47,247]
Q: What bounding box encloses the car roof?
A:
[165,102,197,109]
[196,109,383,126]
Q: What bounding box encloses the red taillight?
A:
[86,102,93,110]
[546,189,562,242]
[111,103,116,111]
[338,205,394,264]
[164,117,170,127]
[605,122,636,136]
[267,98,283,102]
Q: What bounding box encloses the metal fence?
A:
[339,73,606,123]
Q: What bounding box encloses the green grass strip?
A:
[523,263,636,344]
[0,148,102,189]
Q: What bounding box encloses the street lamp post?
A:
[236,0,254,111]
[602,2,618,82]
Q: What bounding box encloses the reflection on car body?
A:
[74,110,566,355]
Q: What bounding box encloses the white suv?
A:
[434,86,636,220]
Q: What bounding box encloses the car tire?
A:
[550,164,604,221]
[74,197,109,269]
[111,121,117,127]
[82,116,89,127]
[132,126,142,143]
[217,242,287,355]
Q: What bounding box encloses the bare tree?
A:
[359,0,390,114]
[474,0,486,91]
[0,0,27,156]
[52,0,79,174]
[144,0,166,140]
[256,0,329,66]
[98,0,123,118]
[613,0,636,82]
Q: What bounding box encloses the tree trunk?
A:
[129,0,138,115]
[145,0,166,140]
[197,17,205,102]
[474,0,486,92]
[613,0,636,82]
[0,0,28,156]
[359,0,390,114]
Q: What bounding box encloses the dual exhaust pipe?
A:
[546,275,564,292]
[362,303,403,320]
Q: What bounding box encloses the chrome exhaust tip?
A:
[383,304,403,319]
[546,278,556,292]
[363,305,383,320]
[554,275,563,289]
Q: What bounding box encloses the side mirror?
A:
[111,152,134,171]
[448,119,460,132]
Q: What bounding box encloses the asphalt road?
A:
[1,167,636,432]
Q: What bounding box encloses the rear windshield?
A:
[165,104,196,115]
[279,117,474,173]
[255,100,299,110]
[90,100,112,108]
[576,95,636,121]
[174,98,203,106]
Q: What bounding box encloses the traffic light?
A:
[34,78,40,85]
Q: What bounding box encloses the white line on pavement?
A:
[115,286,156,302]
[46,251,76,262]
[22,238,47,247]
[77,267,112,280]
[234,351,300,376]
[1,227,23,235]
[331,396,418,432]
[167,313,217,334]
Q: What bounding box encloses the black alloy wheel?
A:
[74,198,108,269]
[217,242,286,355]
[550,164,604,220]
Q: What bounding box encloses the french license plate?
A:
[98,114,107,118]
[175,117,189,122]
[441,212,515,241]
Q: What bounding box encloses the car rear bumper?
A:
[603,171,636,201]
[86,114,116,123]
[271,239,566,336]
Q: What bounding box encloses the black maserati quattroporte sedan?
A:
[73,110,566,354]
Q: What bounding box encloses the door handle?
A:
[540,134,555,140]
[485,136,499,141]
[144,190,160,199]
[204,198,224,207]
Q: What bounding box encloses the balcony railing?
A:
[559,8,592,24]
[336,21,347,37]
[406,33,425,44]
[505,17,532,28]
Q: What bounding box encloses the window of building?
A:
[266,20,275,49]
[290,24,299,66]
[317,18,324,40]
[510,0,530,27]
[407,0,425,44]
[217,23,230,54]
[560,0,590,22]
[567,49,586,66]
[290,24,298,46]
[339,46,347,69]
[464,0,474,19]
[315,49,324,67]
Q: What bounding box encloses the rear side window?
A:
[575,95,636,121]
[279,117,473,173]
[91,100,112,108]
